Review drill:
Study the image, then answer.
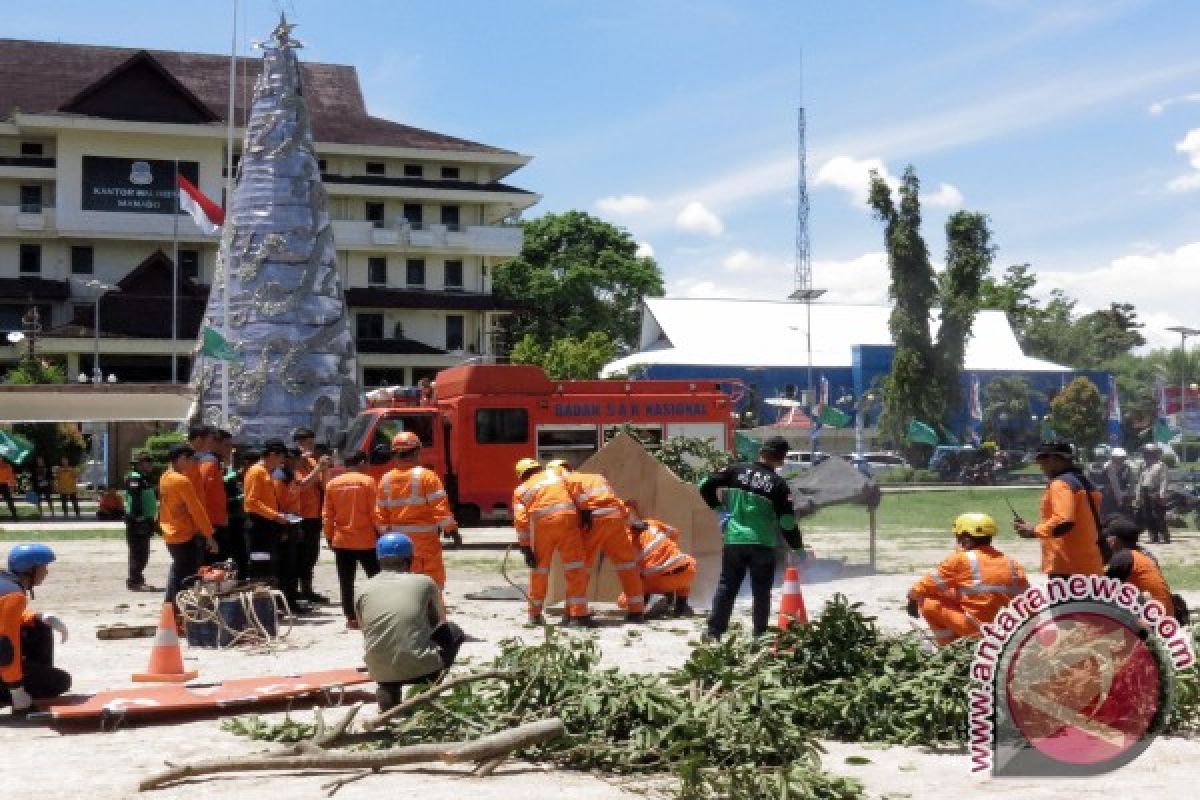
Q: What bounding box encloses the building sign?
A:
[551,401,708,419]
[81,156,199,214]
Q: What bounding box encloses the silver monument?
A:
[189,17,359,444]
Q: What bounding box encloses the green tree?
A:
[4,353,80,468]
[494,211,664,355]
[981,376,1044,449]
[1077,303,1145,364]
[1047,376,1105,451]
[867,166,994,449]
[977,263,1039,338]
[510,331,617,380]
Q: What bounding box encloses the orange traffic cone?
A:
[777,566,808,628]
[132,603,199,683]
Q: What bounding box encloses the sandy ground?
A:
[2,529,1199,799]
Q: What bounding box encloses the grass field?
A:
[0,529,124,542]
[806,487,1044,536]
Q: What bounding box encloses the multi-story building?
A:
[0,39,538,386]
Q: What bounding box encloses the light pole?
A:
[1167,325,1200,463]
[72,278,117,382]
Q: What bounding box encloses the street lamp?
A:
[1166,325,1200,463]
[71,278,117,385]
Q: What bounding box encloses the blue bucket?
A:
[250,590,278,638]
[217,596,247,647]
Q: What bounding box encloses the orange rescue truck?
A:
[336,364,733,528]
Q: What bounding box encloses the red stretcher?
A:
[34,667,373,723]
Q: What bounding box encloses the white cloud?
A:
[668,278,743,300]
[923,182,965,208]
[665,248,889,306]
[817,252,891,305]
[635,241,655,259]
[596,194,653,215]
[1038,240,1200,350]
[722,249,766,272]
[814,156,895,207]
[674,201,724,237]
[1149,92,1200,115]
[1167,128,1200,192]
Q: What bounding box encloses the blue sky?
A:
[9,0,1200,348]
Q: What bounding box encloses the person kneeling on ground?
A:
[907,513,1029,647]
[0,544,71,713]
[1104,514,1187,623]
[620,516,697,618]
[355,533,465,712]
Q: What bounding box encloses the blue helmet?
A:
[7,543,56,574]
[376,533,413,560]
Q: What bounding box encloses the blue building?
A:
[602,298,1108,445]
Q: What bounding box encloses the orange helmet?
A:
[391,431,421,453]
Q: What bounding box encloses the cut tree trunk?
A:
[360,669,513,731]
[138,717,565,792]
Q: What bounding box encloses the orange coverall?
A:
[158,469,214,545]
[375,466,457,588]
[0,573,37,691]
[289,455,323,521]
[563,471,644,613]
[619,518,696,610]
[908,545,1029,646]
[323,472,380,550]
[513,469,589,619]
[196,454,227,527]
[1035,472,1105,577]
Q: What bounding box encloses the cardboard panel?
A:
[547,433,723,609]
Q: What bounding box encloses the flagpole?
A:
[220,0,238,428]
[172,158,179,384]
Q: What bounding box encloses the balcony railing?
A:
[0,156,56,168]
[331,219,523,256]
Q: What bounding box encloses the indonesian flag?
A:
[178,175,224,234]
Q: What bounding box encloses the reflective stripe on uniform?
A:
[644,553,689,575]
[382,523,438,535]
[625,595,645,606]
[966,550,983,585]
[930,574,949,591]
[612,560,637,572]
[959,550,1025,596]
[562,560,585,571]
[533,567,550,575]
[249,551,271,561]
[591,507,624,518]
[638,533,669,560]
[566,596,588,606]
[427,489,447,501]
[530,502,576,519]
[520,474,564,507]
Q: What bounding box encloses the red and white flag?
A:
[178,175,224,234]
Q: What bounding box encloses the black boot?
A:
[562,615,596,629]
[672,595,696,618]
[624,612,646,624]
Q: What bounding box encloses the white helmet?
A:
[1111,447,1127,459]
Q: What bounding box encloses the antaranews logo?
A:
[968,575,1194,777]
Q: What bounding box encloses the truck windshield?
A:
[341,413,374,461]
[374,413,436,451]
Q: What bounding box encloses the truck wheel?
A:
[455,504,481,528]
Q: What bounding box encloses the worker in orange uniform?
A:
[291,427,332,605]
[323,450,381,628]
[513,458,591,627]
[907,513,1029,647]
[244,439,304,610]
[374,432,458,590]
[1,544,70,713]
[622,517,697,617]
[0,456,18,521]
[184,424,217,493]
[1014,440,1106,578]
[195,429,228,568]
[158,444,217,607]
[1104,515,1182,621]
[546,460,645,622]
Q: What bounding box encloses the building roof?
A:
[602,297,1070,375]
[0,38,517,155]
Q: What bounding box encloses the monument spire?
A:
[190,17,359,443]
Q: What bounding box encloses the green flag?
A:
[201,326,240,362]
[906,419,940,446]
[1154,419,1174,444]
[734,431,760,462]
[817,405,853,428]
[0,430,34,465]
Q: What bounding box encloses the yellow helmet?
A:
[514,457,542,480]
[953,512,997,538]
[546,458,570,472]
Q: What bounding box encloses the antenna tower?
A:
[794,105,811,295]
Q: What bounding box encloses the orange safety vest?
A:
[323,471,379,550]
[632,519,691,578]
[375,466,457,537]
[1126,549,1175,618]
[909,545,1028,626]
[1035,471,1105,576]
[563,471,628,521]
[0,572,37,687]
[512,469,578,546]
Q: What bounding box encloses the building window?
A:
[356,312,384,340]
[19,244,40,274]
[365,161,386,176]
[444,260,463,289]
[368,257,387,286]
[403,164,423,178]
[406,258,426,287]
[475,408,529,444]
[20,142,43,157]
[441,205,461,230]
[393,320,405,340]
[71,246,94,275]
[365,202,386,228]
[19,185,42,213]
[402,203,423,228]
[179,250,200,281]
[72,303,92,323]
[441,166,460,180]
[446,314,465,351]
[318,159,327,173]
